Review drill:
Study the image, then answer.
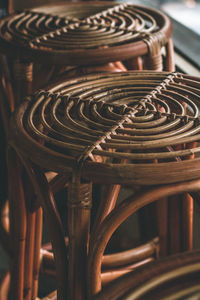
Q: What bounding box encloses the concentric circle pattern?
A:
[12,71,200,184]
[0,2,170,53]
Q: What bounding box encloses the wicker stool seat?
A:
[92,249,200,300]
[9,71,200,299]
[0,1,174,71]
[11,71,200,184]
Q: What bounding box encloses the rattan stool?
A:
[9,71,200,299]
[0,1,174,101]
[0,0,174,247]
[0,3,175,298]
[92,249,200,300]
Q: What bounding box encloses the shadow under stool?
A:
[9,71,200,299]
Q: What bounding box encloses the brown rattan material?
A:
[92,249,200,300]
[0,3,174,300]
[40,237,159,284]
[0,2,173,69]
[9,71,200,300]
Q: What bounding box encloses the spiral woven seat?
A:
[11,71,200,185]
[0,1,173,69]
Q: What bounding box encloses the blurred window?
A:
[138,0,200,70]
[0,0,8,17]
[160,0,200,35]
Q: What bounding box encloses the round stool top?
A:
[10,71,200,185]
[0,1,172,65]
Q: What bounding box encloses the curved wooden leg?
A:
[14,152,68,300]
[182,193,193,251]
[7,148,26,300]
[32,207,43,299]
[168,195,181,254]
[87,179,200,298]
[156,197,168,257]
[92,184,120,235]
[24,210,36,300]
[165,38,175,72]
[124,57,143,70]
[68,179,92,300]
[181,142,196,251]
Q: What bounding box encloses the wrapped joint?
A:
[14,60,33,81]
[68,181,92,209]
[145,51,163,71]
[143,32,167,71]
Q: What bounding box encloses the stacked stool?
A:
[9,71,200,299]
[0,2,176,300]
